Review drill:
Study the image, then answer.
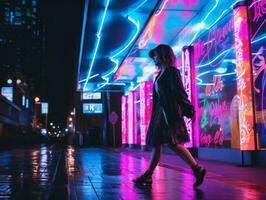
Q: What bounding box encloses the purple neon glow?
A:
[182,48,193,147]
[121,95,128,144]
[140,81,153,145]
[128,91,137,144]
[191,47,200,147]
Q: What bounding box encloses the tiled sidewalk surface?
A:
[118,148,266,187]
[67,147,266,200]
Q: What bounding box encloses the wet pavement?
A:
[1,145,266,199]
[0,145,62,199]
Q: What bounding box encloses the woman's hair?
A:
[149,44,176,68]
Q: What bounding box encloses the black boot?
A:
[133,171,152,185]
[192,164,206,187]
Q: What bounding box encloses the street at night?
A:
[1,0,266,199]
[1,145,266,199]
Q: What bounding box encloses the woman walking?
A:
[133,44,206,187]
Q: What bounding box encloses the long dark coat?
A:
[146,66,191,146]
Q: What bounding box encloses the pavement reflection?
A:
[1,146,266,200]
[0,144,60,199]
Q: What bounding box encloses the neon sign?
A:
[128,91,137,144]
[121,95,128,144]
[83,103,103,114]
[41,102,48,114]
[194,10,238,148]
[194,18,234,66]
[1,87,13,102]
[182,47,193,147]
[233,4,255,150]
[205,75,223,96]
[139,81,153,145]
[82,92,101,100]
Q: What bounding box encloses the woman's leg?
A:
[168,144,197,167]
[168,143,206,187]
[147,144,162,174]
[133,145,162,184]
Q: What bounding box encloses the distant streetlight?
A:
[50,122,53,126]
[7,79,12,84]
[35,97,40,102]
[16,79,22,84]
[70,112,74,115]
[69,117,72,122]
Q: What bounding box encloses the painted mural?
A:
[248,0,266,148]
[193,13,238,148]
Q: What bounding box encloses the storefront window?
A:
[193,13,237,148]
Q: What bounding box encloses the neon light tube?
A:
[233,4,256,150]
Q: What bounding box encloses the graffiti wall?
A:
[248,0,266,148]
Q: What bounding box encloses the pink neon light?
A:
[138,0,167,49]
[140,81,153,145]
[250,0,266,41]
[134,89,139,144]
[128,91,137,144]
[182,48,193,147]
[205,75,223,96]
[191,47,200,147]
[233,5,256,150]
[250,0,266,22]
[121,95,128,144]
[181,0,199,9]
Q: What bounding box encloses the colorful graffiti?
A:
[249,0,266,148]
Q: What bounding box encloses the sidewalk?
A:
[67,147,266,200]
[118,148,266,188]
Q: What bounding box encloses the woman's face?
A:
[152,51,161,69]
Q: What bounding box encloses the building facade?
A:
[0,0,47,142]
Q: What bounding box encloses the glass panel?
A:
[193,12,237,148]
[248,0,266,148]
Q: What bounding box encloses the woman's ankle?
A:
[144,169,153,176]
[192,163,200,170]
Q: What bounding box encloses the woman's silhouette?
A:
[133,44,206,187]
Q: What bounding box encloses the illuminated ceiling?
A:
[77,0,161,92]
[77,0,242,93]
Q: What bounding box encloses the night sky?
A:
[43,1,83,126]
